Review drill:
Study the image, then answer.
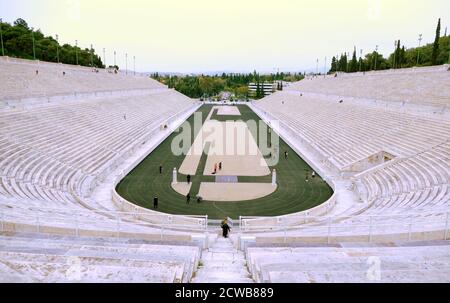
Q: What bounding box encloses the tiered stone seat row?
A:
[248,66,449,236]
[0,84,196,232]
[245,244,450,283]
[359,142,449,211]
[256,92,449,169]
[0,233,201,282]
[290,65,450,107]
[0,57,165,101]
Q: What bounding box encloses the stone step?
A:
[191,237,254,283]
[65,249,196,267]
[201,252,244,261]
[0,244,199,266]
[258,260,450,273]
[201,259,247,267]
[208,243,239,252]
[207,248,240,254]
[192,277,254,283]
[0,240,198,255]
[268,268,450,283]
[0,259,180,283]
[247,250,450,263]
[0,250,185,268]
[0,233,199,248]
[193,271,253,281]
[211,242,235,249]
[197,265,250,274]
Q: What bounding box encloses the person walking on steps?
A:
[221,219,231,238]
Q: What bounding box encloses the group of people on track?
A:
[212,162,223,175]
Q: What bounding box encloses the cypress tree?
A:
[351,48,358,72]
[359,57,364,72]
[431,18,441,65]
[400,45,406,67]
[346,53,349,72]
[331,56,337,72]
[338,54,347,72]
[394,40,401,68]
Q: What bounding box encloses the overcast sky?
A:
[1,0,449,73]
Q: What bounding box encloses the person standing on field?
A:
[153,196,159,209]
[186,193,191,204]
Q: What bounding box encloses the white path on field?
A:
[198,183,277,202]
[178,107,215,175]
[171,182,192,196]
[215,106,241,116]
[179,107,270,177]
[202,121,270,177]
[176,106,274,202]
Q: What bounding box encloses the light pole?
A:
[0,18,5,56]
[114,50,116,67]
[417,34,423,66]
[316,58,319,75]
[133,55,136,76]
[274,67,280,76]
[125,53,128,75]
[324,56,327,77]
[75,40,79,65]
[103,48,106,68]
[56,34,59,63]
[32,31,36,60]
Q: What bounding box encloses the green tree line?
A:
[330,19,450,73]
[152,71,303,99]
[0,18,104,68]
